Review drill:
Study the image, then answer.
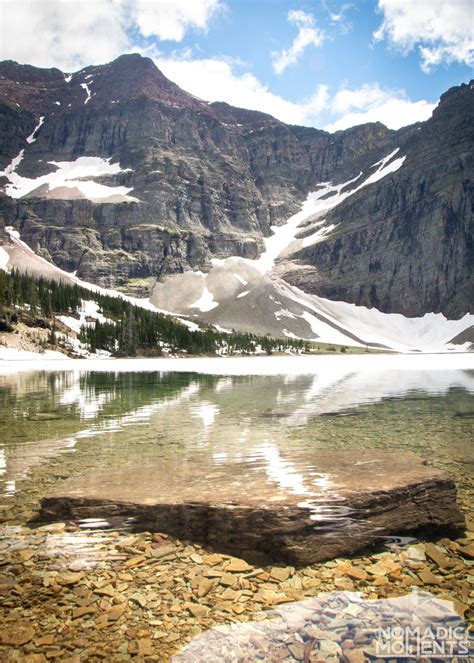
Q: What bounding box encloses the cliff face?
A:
[280,82,474,318]
[0,54,472,317]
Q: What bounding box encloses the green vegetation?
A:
[0,269,312,357]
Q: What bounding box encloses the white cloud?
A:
[324,83,435,131]
[156,55,434,131]
[328,2,353,34]
[0,0,223,71]
[374,0,474,72]
[272,10,325,75]
[0,0,130,71]
[132,0,223,42]
[156,53,329,124]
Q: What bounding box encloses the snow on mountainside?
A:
[0,149,138,202]
[1,169,472,354]
[149,150,473,353]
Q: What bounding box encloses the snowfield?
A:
[276,281,473,353]
[150,150,473,353]
[0,144,139,203]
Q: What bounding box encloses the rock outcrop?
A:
[0,54,472,315]
[40,451,464,565]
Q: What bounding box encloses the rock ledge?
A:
[39,451,464,565]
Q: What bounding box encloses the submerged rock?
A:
[39,451,464,565]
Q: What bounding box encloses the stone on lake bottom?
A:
[1,622,36,647]
[39,451,464,565]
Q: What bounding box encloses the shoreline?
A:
[0,351,473,376]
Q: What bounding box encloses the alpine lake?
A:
[0,356,472,662]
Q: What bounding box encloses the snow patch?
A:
[0,155,138,203]
[213,324,233,334]
[282,329,300,339]
[58,299,113,335]
[278,280,474,353]
[177,318,201,332]
[237,290,249,299]
[26,116,45,144]
[3,150,24,178]
[254,171,365,274]
[274,309,297,321]
[371,148,400,169]
[64,74,72,83]
[80,82,92,104]
[301,223,337,248]
[0,347,67,361]
[298,310,357,346]
[362,154,406,187]
[233,273,248,286]
[254,149,406,272]
[189,287,219,312]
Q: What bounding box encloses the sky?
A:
[0,0,472,131]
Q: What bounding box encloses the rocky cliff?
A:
[280,83,474,318]
[0,54,472,318]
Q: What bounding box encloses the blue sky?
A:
[1,0,473,130]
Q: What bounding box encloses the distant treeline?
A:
[0,269,311,356]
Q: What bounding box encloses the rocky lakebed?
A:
[0,363,472,661]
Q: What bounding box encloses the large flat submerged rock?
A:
[40,451,464,565]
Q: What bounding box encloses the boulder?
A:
[39,451,464,565]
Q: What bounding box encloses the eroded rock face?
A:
[279,83,474,318]
[39,451,464,565]
[0,54,472,315]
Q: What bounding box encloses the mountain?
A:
[0,54,472,351]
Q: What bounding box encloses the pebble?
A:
[72,606,97,619]
[1,622,36,646]
[196,578,215,597]
[269,567,291,582]
[219,572,237,587]
[138,638,154,656]
[406,544,426,561]
[459,542,474,559]
[224,559,253,573]
[342,648,366,663]
[417,567,441,585]
[424,542,452,568]
[287,641,305,659]
[186,603,209,619]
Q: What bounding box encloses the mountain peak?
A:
[68,53,205,110]
[0,53,207,116]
